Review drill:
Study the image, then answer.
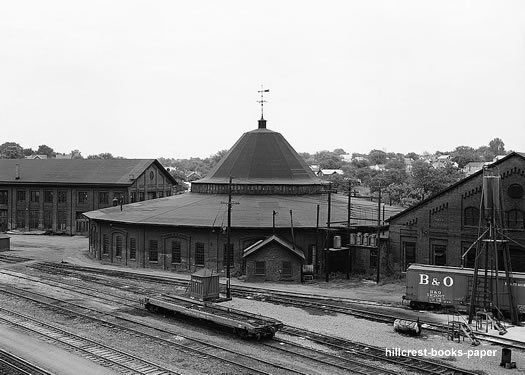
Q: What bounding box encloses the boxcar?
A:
[405,264,525,314]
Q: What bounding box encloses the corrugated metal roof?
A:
[193,128,326,186]
[84,191,404,229]
[0,159,176,185]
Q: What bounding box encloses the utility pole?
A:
[226,176,232,298]
[347,180,351,279]
[220,177,238,298]
[376,184,382,284]
[325,183,332,282]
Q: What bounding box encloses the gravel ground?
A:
[3,234,525,374]
[221,297,524,374]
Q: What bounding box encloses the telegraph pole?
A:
[226,176,232,298]
[376,184,382,284]
[346,180,351,279]
[325,183,332,282]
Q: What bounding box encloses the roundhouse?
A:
[84,118,402,281]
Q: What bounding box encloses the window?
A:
[130,192,137,203]
[158,191,164,198]
[223,243,234,266]
[147,192,157,200]
[463,207,480,227]
[166,190,171,197]
[139,192,145,201]
[16,210,25,228]
[149,171,155,180]
[44,191,53,203]
[171,241,181,263]
[433,244,447,266]
[43,210,52,229]
[403,242,416,271]
[254,261,266,275]
[115,235,123,257]
[507,210,524,230]
[103,234,109,255]
[0,190,7,205]
[29,210,39,229]
[370,249,378,268]
[149,240,158,262]
[58,190,67,204]
[462,243,476,268]
[57,210,67,230]
[129,238,137,260]
[282,261,292,277]
[99,192,109,205]
[30,191,40,203]
[195,242,204,266]
[17,190,26,202]
[78,191,88,204]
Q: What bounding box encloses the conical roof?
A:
[191,122,327,195]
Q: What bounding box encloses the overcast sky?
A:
[1,1,524,159]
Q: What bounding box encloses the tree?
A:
[332,148,347,156]
[450,146,480,169]
[489,138,505,156]
[368,149,387,165]
[37,144,55,158]
[23,148,34,156]
[87,153,117,159]
[0,142,24,159]
[313,150,342,169]
[406,152,419,160]
[70,150,83,159]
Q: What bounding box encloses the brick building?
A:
[84,118,402,281]
[388,152,525,273]
[0,159,176,234]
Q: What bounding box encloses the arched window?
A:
[463,207,480,227]
[507,210,524,230]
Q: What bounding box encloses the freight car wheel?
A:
[235,328,249,339]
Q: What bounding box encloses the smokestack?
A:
[15,164,20,180]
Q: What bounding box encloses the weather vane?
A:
[257,85,270,120]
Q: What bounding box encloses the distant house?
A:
[25,155,48,160]
[369,164,386,171]
[0,159,177,234]
[309,165,320,173]
[403,158,414,173]
[186,171,202,181]
[462,161,486,176]
[317,169,344,177]
[341,154,353,163]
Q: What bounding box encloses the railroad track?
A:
[0,270,444,375]
[0,349,53,375]
[0,254,33,264]
[0,283,309,374]
[0,269,491,375]
[29,261,525,351]
[0,306,178,375]
[279,326,482,375]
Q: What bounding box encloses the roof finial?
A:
[257,85,269,129]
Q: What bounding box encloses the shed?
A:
[0,234,10,252]
[189,268,220,301]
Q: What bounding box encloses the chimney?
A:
[258,118,267,129]
[15,164,20,180]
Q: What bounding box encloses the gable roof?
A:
[0,159,177,186]
[387,152,525,222]
[243,235,305,259]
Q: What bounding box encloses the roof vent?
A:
[15,164,20,180]
[129,174,135,180]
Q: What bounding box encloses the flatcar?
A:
[143,294,283,340]
[404,264,525,316]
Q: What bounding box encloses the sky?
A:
[1,1,524,159]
